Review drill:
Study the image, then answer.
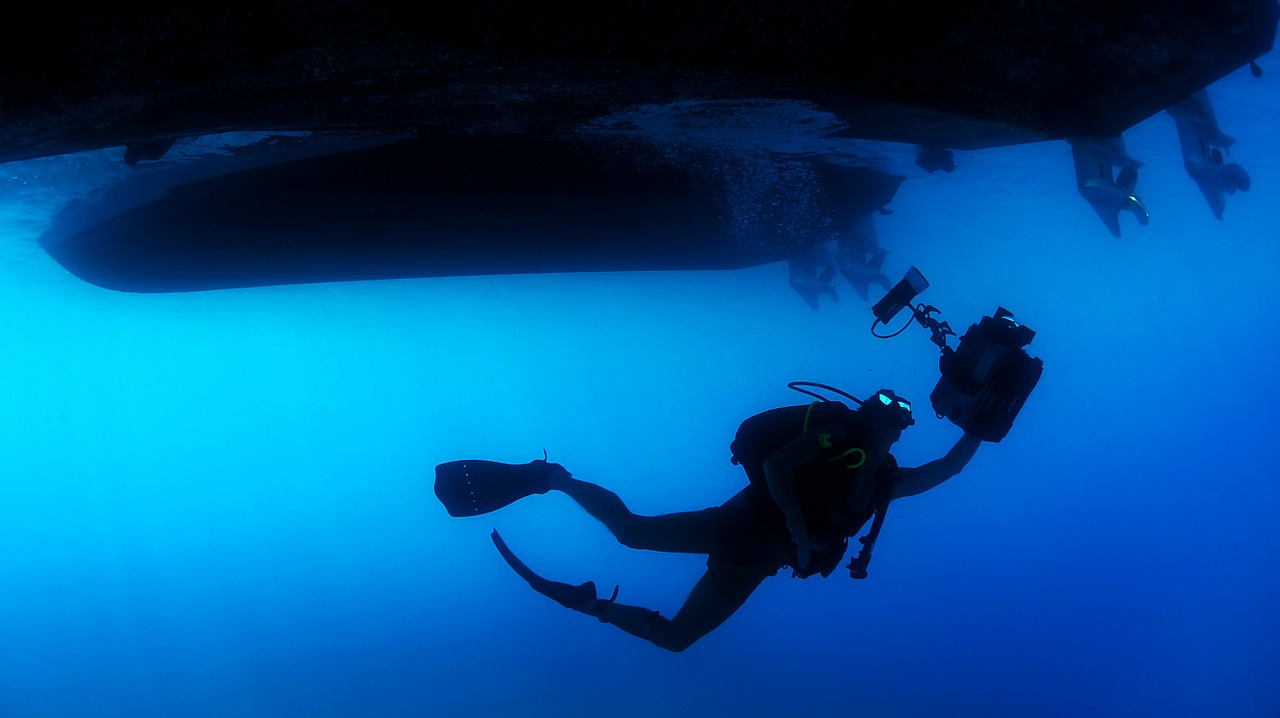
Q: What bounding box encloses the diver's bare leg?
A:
[550,473,717,554]
[594,569,765,652]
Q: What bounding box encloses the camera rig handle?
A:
[911,304,955,352]
[871,267,1043,443]
[874,301,956,351]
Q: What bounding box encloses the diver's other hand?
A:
[793,532,813,570]
[786,511,812,569]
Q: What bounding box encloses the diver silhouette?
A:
[436,388,987,652]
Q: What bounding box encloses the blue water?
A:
[1,60,1277,717]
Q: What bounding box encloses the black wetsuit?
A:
[537,401,902,651]
[708,452,899,582]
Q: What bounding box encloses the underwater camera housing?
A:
[871,267,1043,442]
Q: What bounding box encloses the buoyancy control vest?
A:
[729,401,898,579]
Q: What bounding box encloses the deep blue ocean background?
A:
[1,58,1277,717]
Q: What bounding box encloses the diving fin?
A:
[433,459,557,517]
[490,530,618,612]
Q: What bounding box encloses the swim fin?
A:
[490,530,617,612]
[433,459,557,517]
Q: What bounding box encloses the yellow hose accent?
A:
[827,446,866,469]
[803,401,819,433]
[806,401,864,469]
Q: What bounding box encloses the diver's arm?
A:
[762,424,845,569]
[892,433,982,500]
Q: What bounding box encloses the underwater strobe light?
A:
[870,267,1044,442]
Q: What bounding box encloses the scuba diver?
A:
[435,386,986,652]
